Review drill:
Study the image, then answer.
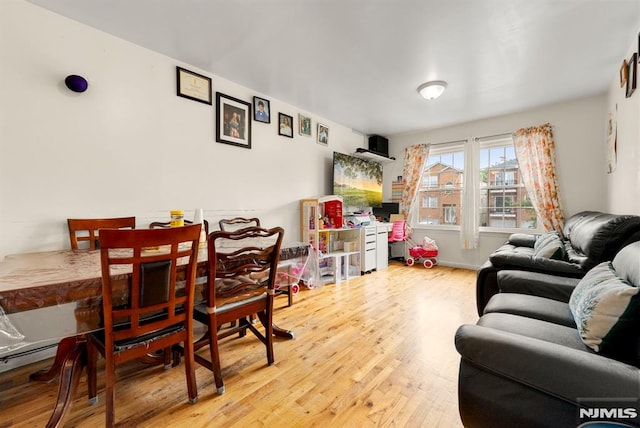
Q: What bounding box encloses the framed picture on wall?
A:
[620,59,628,88]
[216,92,252,149]
[626,53,637,98]
[298,114,312,136]
[253,96,271,123]
[317,123,329,146]
[176,66,212,105]
[278,113,294,138]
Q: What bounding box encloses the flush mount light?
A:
[417,80,447,100]
[64,74,89,93]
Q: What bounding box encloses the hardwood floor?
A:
[0,262,478,427]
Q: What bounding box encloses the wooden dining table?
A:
[0,241,312,428]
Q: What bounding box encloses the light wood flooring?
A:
[0,262,478,427]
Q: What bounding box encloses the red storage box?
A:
[323,199,343,228]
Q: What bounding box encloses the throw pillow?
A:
[533,231,565,260]
[507,233,537,247]
[569,261,640,356]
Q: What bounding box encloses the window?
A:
[423,175,438,188]
[421,195,438,208]
[443,204,457,224]
[412,137,538,230]
[414,148,464,226]
[480,138,537,229]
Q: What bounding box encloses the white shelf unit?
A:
[317,229,361,285]
[300,196,361,285]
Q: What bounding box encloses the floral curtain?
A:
[400,144,430,227]
[512,123,565,234]
[460,138,480,249]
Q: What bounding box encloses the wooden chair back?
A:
[208,226,283,308]
[218,217,261,232]
[67,217,135,250]
[87,224,201,426]
[193,226,284,394]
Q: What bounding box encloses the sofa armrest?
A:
[489,252,585,277]
[455,324,640,402]
[497,270,580,303]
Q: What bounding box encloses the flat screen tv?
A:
[332,152,383,208]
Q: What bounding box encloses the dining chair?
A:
[67,217,136,250]
[86,224,201,427]
[193,226,284,394]
[218,217,260,232]
[219,217,295,306]
[149,219,209,235]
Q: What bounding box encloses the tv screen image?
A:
[333,152,383,207]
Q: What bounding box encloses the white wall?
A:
[0,0,365,258]
[385,95,608,269]
[606,26,640,214]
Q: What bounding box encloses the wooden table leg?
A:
[45,338,87,428]
[255,311,295,339]
[272,323,295,339]
[29,337,84,383]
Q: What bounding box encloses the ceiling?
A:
[27,0,640,137]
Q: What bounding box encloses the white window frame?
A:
[479,136,541,233]
[410,137,542,234]
[409,142,464,231]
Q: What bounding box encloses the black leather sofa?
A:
[476,211,640,315]
[456,240,640,428]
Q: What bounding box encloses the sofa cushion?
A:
[533,231,565,260]
[497,270,579,303]
[563,211,640,269]
[569,261,639,358]
[612,241,640,286]
[477,312,590,352]
[484,293,576,328]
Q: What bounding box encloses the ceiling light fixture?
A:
[417,80,447,100]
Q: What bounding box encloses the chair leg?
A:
[163,346,173,369]
[180,341,199,404]
[256,309,275,365]
[104,356,116,428]
[266,320,274,366]
[86,342,98,405]
[208,320,225,394]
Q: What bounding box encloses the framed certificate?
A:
[176,66,212,105]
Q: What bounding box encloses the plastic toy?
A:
[406,236,438,268]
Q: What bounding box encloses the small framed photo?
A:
[216,92,252,149]
[253,96,271,123]
[627,53,637,98]
[278,113,294,138]
[298,114,312,136]
[620,59,629,88]
[317,123,329,145]
[176,66,212,105]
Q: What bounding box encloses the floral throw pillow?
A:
[569,261,640,356]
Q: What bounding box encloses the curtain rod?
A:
[427,131,513,147]
[429,138,467,147]
[475,132,513,142]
